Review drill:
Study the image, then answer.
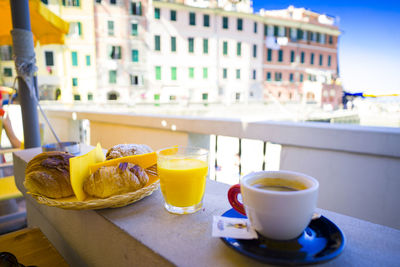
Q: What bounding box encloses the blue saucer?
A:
[221,209,345,265]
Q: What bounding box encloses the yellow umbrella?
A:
[0,0,69,45]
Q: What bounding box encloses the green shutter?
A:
[155,35,161,51]
[155,8,160,19]
[189,38,194,53]
[223,41,228,55]
[290,50,295,62]
[132,50,139,62]
[236,69,240,79]
[267,49,272,61]
[131,24,138,36]
[171,37,176,52]
[223,68,227,79]
[86,55,91,66]
[171,67,177,80]
[78,22,82,36]
[203,68,208,79]
[203,39,208,54]
[72,77,78,86]
[71,51,78,66]
[155,66,161,80]
[109,70,117,83]
[189,67,194,78]
[237,42,241,56]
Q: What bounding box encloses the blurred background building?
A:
[0,0,342,108]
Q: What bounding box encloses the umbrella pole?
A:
[10,0,41,148]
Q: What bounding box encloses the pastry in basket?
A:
[106,144,153,160]
[24,151,74,198]
[83,162,149,198]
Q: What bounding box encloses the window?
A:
[109,70,117,84]
[290,28,297,41]
[310,53,314,65]
[0,46,12,61]
[203,67,208,79]
[86,55,91,66]
[171,67,177,80]
[252,70,256,80]
[278,50,283,62]
[274,26,279,37]
[203,39,208,54]
[109,46,122,59]
[42,0,48,4]
[88,93,93,100]
[188,38,194,53]
[189,67,194,79]
[110,0,116,5]
[237,42,241,56]
[223,41,228,55]
[301,52,305,63]
[223,68,227,79]
[329,35,333,44]
[130,74,139,85]
[130,2,142,15]
[3,68,12,77]
[289,73,294,82]
[189,12,196,26]
[290,50,295,63]
[72,77,78,86]
[62,0,80,7]
[203,14,210,27]
[319,54,323,66]
[68,22,82,37]
[132,49,139,62]
[316,33,321,43]
[74,94,81,101]
[45,51,54,66]
[154,8,160,19]
[328,55,332,67]
[267,49,272,61]
[254,22,257,33]
[252,44,257,58]
[71,51,78,66]
[222,17,228,29]
[155,66,161,80]
[131,23,138,36]
[108,21,114,36]
[170,10,176,21]
[297,29,303,40]
[300,73,304,82]
[171,37,176,52]
[155,35,161,51]
[202,93,208,100]
[266,72,271,81]
[264,25,268,36]
[237,18,243,31]
[320,34,326,44]
[236,69,240,79]
[275,72,282,81]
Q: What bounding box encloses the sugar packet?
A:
[212,216,258,239]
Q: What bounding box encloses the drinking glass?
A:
[157,146,209,214]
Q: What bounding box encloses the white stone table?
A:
[13,146,400,267]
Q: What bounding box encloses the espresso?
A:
[251,178,308,192]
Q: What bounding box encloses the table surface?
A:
[0,227,68,267]
[12,146,400,267]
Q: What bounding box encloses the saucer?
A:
[221,209,345,265]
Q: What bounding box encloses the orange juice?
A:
[158,158,208,207]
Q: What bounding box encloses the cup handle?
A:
[227,184,246,216]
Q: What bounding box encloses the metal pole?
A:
[10,0,41,148]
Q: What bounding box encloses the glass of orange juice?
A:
[157,146,209,214]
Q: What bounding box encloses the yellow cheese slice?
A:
[89,152,157,174]
[70,143,105,201]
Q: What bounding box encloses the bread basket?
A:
[28,168,159,210]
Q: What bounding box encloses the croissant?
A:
[106,144,153,160]
[83,162,149,198]
[24,151,74,198]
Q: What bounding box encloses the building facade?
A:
[0,1,342,108]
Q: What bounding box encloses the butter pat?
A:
[70,143,105,201]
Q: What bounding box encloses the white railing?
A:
[41,107,400,230]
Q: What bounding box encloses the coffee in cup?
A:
[228,170,319,240]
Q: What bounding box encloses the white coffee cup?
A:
[228,170,319,240]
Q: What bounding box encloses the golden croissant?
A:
[24,151,74,199]
[83,162,149,198]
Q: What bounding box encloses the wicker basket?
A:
[28,174,160,210]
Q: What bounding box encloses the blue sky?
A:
[253,0,400,93]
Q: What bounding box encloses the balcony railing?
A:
[41,106,400,230]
